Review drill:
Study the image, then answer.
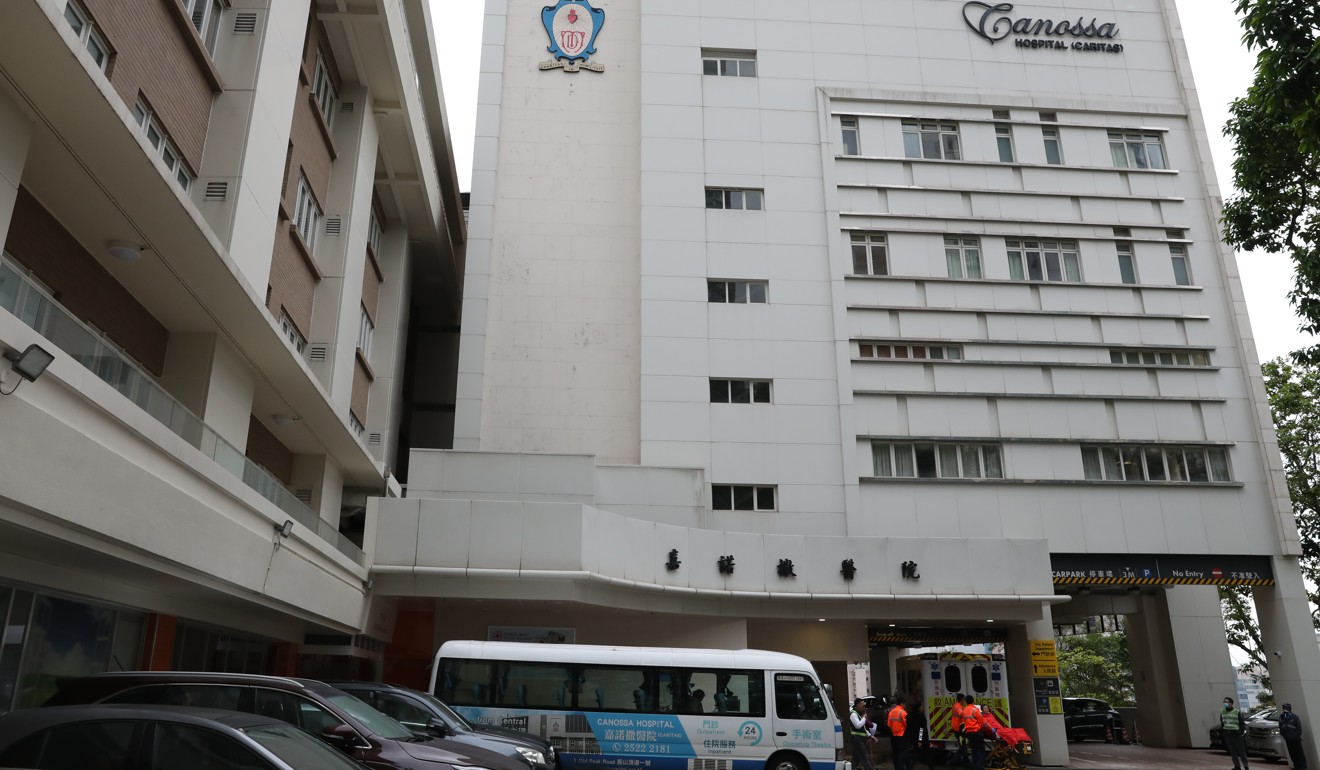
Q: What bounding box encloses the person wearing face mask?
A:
[1279,703,1307,770]
[1220,696,1250,770]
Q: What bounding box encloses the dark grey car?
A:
[330,682,555,770]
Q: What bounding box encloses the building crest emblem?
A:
[539,0,605,73]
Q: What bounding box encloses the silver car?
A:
[1245,708,1287,763]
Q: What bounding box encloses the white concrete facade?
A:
[376,0,1320,761]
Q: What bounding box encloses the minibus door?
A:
[770,672,832,755]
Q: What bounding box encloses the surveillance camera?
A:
[1273,650,1283,658]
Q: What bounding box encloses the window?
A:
[850,232,888,275]
[132,99,194,191]
[995,124,1015,163]
[701,49,757,77]
[902,120,960,160]
[1042,127,1063,165]
[1006,239,1081,283]
[945,235,983,279]
[992,109,1011,121]
[1038,111,1058,123]
[710,378,771,404]
[367,209,383,254]
[1108,130,1168,170]
[1166,229,1185,240]
[150,723,267,769]
[1113,227,1132,238]
[358,306,374,358]
[859,343,962,361]
[774,674,827,721]
[708,280,767,303]
[872,442,1004,479]
[712,485,776,511]
[350,414,365,438]
[1170,244,1191,285]
[1109,348,1210,367]
[279,310,306,354]
[1081,445,1232,483]
[705,187,763,211]
[1116,242,1136,284]
[841,116,860,155]
[293,174,322,250]
[181,0,225,56]
[312,53,338,129]
[0,720,136,768]
[63,1,111,72]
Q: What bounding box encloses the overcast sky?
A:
[428,0,1317,363]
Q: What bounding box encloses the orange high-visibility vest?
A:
[951,702,965,732]
[888,704,908,737]
[963,704,985,733]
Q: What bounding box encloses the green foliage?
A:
[1056,632,1135,707]
[1221,1,1320,342]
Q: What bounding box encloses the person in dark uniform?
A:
[906,701,931,770]
[1280,703,1308,770]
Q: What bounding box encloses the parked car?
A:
[1210,707,1273,753]
[1062,697,1125,742]
[42,671,526,770]
[1246,708,1288,763]
[0,703,367,769]
[329,682,554,770]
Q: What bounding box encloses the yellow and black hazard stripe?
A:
[868,631,1009,645]
[1053,576,1274,586]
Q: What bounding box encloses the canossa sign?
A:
[539,0,605,73]
[962,2,1123,53]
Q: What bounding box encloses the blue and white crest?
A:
[539,0,605,73]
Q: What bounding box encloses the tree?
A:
[1220,1,1320,344]
[1221,357,1320,685]
[1056,631,1135,707]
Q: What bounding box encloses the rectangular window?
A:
[1042,127,1062,165]
[712,485,776,511]
[841,116,860,156]
[705,187,763,211]
[358,305,374,358]
[1170,244,1191,285]
[350,414,365,437]
[293,174,322,250]
[701,49,757,78]
[64,1,111,73]
[367,209,383,254]
[1109,347,1209,367]
[995,124,1015,163]
[1080,445,1231,482]
[944,235,982,279]
[709,379,771,404]
[312,52,338,129]
[279,310,306,354]
[850,232,888,276]
[1005,239,1080,283]
[1116,242,1136,284]
[1038,111,1058,123]
[708,280,768,303]
[902,120,960,160]
[873,442,1004,479]
[858,342,962,361]
[181,0,225,56]
[1109,130,1168,170]
[132,99,194,192]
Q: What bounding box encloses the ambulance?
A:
[893,652,1011,750]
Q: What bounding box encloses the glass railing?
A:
[0,257,366,566]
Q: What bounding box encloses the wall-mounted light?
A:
[106,240,144,262]
[272,414,301,426]
[2,344,55,395]
[363,577,375,592]
[275,520,294,538]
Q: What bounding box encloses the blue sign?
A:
[540,0,605,73]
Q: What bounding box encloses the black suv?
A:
[1062,697,1125,742]
[330,682,555,770]
[43,672,527,770]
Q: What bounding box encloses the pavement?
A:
[1065,741,1244,769]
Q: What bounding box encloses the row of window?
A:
[873,442,1005,480]
[850,232,1194,286]
[845,116,1169,171]
[857,343,1208,367]
[867,442,1232,483]
[1110,349,1210,367]
[63,1,111,72]
[132,100,195,192]
[858,344,963,360]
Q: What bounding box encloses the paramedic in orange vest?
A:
[887,697,909,770]
[963,696,986,770]
[950,694,968,766]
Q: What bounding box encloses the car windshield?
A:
[244,723,365,770]
[328,693,416,740]
[416,691,474,730]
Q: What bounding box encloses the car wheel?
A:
[766,752,807,770]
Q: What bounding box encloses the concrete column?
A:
[290,453,344,527]
[0,86,33,247]
[1127,586,1236,747]
[1006,610,1068,766]
[158,333,255,451]
[1254,557,1320,764]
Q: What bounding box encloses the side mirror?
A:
[321,723,363,752]
[426,718,451,737]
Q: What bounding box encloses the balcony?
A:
[0,255,365,565]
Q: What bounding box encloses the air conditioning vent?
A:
[307,344,329,363]
[294,489,313,505]
[204,181,228,201]
[233,13,258,34]
[324,217,342,236]
[368,433,382,445]
[341,102,355,113]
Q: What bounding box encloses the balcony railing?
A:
[0,256,366,565]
